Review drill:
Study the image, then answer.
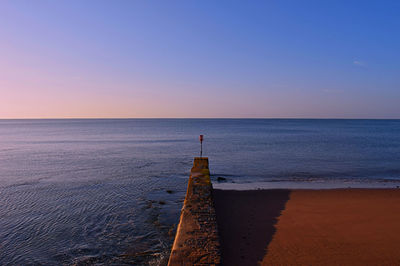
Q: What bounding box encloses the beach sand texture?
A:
[213,189,400,266]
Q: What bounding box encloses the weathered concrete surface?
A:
[168,157,221,265]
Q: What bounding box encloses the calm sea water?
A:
[1,119,400,265]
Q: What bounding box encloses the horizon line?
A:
[1,117,399,120]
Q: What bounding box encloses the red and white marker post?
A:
[199,135,204,157]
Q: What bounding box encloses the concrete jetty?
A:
[168,157,221,265]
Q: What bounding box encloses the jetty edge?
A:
[168,157,221,265]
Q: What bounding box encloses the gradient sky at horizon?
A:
[1,1,399,118]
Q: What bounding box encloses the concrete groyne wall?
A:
[168,157,221,265]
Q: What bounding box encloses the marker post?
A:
[199,135,204,157]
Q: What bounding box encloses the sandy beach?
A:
[213,189,400,266]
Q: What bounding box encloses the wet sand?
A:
[213,189,400,266]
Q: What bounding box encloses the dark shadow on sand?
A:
[213,189,291,266]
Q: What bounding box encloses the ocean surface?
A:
[1,119,400,265]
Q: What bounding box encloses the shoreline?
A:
[213,180,400,190]
[213,188,400,265]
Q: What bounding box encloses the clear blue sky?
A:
[1,0,399,118]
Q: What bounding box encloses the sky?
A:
[0,0,399,118]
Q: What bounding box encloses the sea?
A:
[1,119,400,265]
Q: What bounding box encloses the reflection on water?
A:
[1,175,186,265]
